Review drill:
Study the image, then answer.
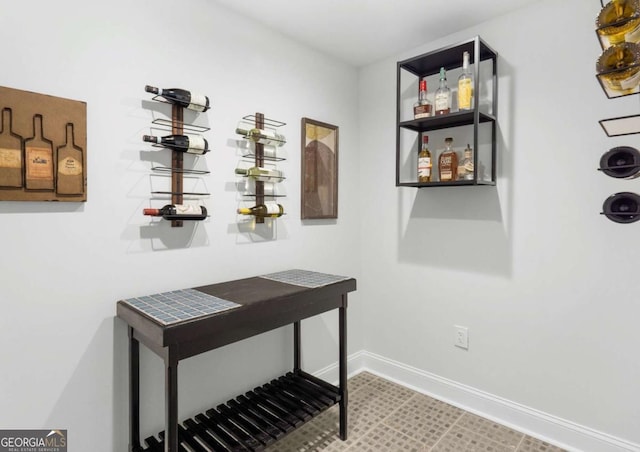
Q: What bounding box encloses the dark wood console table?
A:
[116,269,357,452]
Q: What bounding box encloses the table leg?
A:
[293,321,301,372]
[165,347,179,452]
[339,296,348,440]
[129,327,141,452]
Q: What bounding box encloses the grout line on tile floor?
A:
[514,433,526,451]
[427,405,466,451]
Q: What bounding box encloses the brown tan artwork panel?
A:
[0,85,87,202]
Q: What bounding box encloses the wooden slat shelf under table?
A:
[116,269,357,452]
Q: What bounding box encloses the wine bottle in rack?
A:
[145,85,210,112]
[602,192,640,223]
[25,114,54,191]
[143,134,209,155]
[0,108,23,188]
[237,202,284,218]
[143,204,207,221]
[235,125,286,147]
[596,42,640,94]
[56,123,84,195]
[235,166,284,182]
[596,0,640,47]
[600,146,640,178]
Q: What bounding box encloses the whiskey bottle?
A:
[25,114,54,191]
[434,67,451,115]
[237,202,284,218]
[457,51,474,111]
[0,108,23,188]
[599,145,640,178]
[596,0,640,48]
[438,137,458,182]
[596,42,640,94]
[143,204,207,220]
[457,144,474,180]
[235,125,286,147]
[417,135,432,182]
[413,80,432,119]
[143,134,209,155]
[235,166,284,182]
[145,85,210,112]
[602,191,640,223]
[56,123,84,195]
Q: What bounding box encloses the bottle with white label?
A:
[434,67,451,115]
[145,85,210,112]
[143,134,209,155]
[235,166,284,182]
[235,125,286,147]
[143,204,207,221]
[417,135,432,182]
[237,202,284,218]
[56,123,84,195]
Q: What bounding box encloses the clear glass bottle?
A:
[457,144,474,180]
[235,124,286,147]
[237,202,284,218]
[417,135,432,182]
[235,166,284,182]
[434,67,451,115]
[596,0,640,48]
[413,80,432,119]
[457,51,474,111]
[597,42,640,94]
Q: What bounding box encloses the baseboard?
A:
[314,350,639,452]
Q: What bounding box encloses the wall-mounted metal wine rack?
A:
[146,95,211,227]
[236,112,286,224]
[594,1,640,223]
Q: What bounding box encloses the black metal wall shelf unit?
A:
[396,36,498,188]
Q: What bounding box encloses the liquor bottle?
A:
[25,114,54,190]
[457,144,474,180]
[56,123,84,195]
[0,108,23,188]
[413,80,432,119]
[235,166,284,182]
[235,125,286,147]
[596,0,640,48]
[417,135,432,182]
[145,85,210,112]
[600,145,640,178]
[143,134,209,155]
[143,204,207,220]
[457,51,474,111]
[237,202,284,218]
[602,191,640,223]
[438,137,458,182]
[434,67,451,115]
[596,42,640,94]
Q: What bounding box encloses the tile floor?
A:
[266,372,567,452]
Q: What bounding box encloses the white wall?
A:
[359,0,640,449]
[0,1,362,450]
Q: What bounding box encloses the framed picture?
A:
[301,118,338,219]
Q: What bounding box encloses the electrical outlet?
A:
[454,325,469,350]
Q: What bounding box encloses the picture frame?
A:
[301,117,339,219]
